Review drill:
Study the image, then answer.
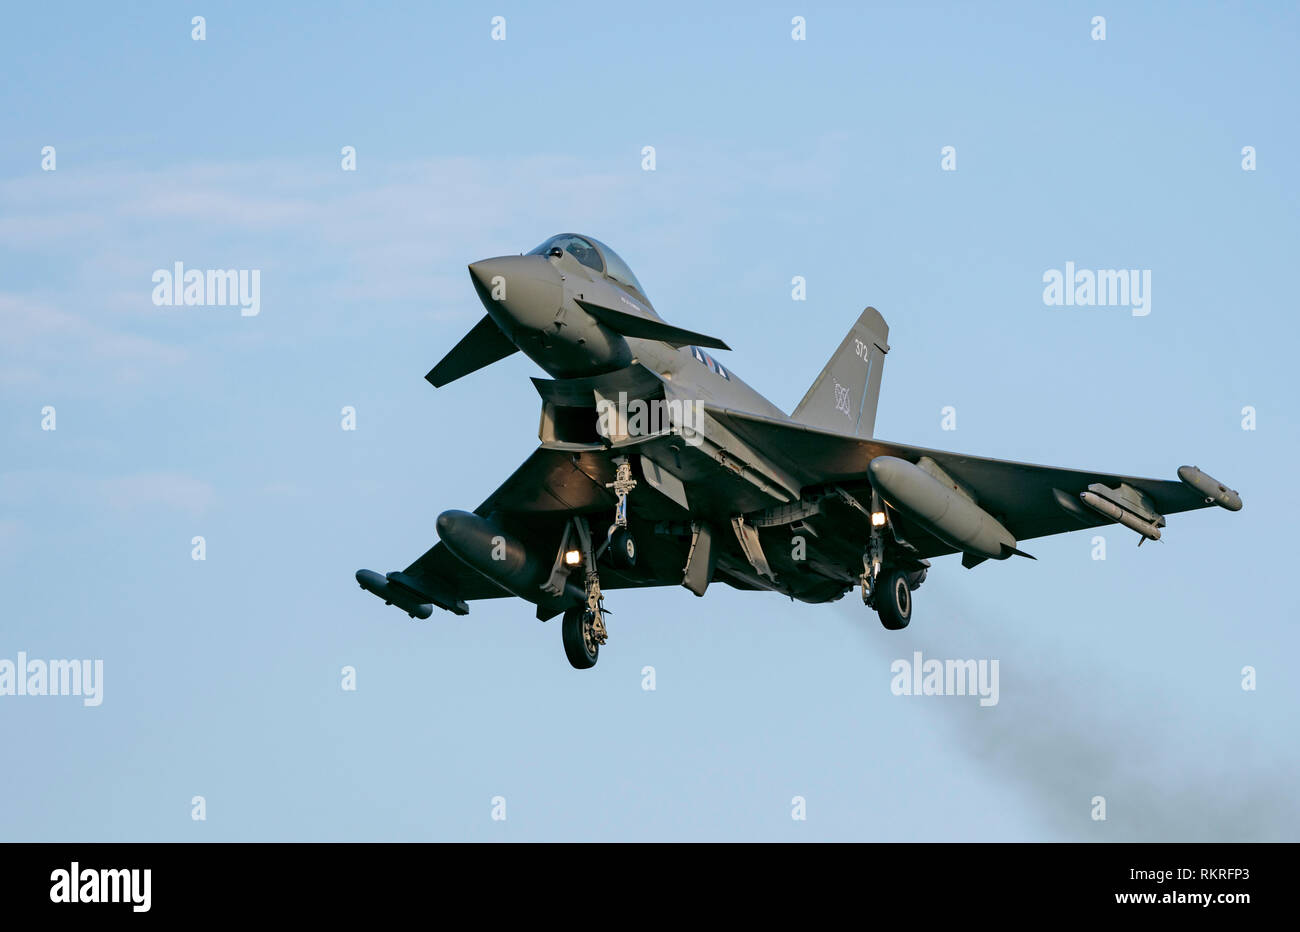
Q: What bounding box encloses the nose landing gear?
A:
[604,458,638,570]
[608,527,637,569]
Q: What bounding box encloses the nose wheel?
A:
[608,526,637,569]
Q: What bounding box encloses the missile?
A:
[1177,466,1242,511]
[435,510,584,610]
[867,456,1026,562]
[1078,491,1162,541]
[355,569,433,619]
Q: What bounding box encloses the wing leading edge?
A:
[705,406,1224,554]
[387,447,619,611]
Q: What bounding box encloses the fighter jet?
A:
[356,233,1243,669]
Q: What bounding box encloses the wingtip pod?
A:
[1177,466,1243,511]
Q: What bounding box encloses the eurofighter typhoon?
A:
[357,234,1242,669]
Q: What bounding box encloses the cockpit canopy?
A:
[528,233,650,304]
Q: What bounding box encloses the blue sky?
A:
[1,1,1297,840]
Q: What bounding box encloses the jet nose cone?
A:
[466,259,501,290]
[467,255,556,289]
[467,255,563,330]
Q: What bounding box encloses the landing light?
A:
[564,550,582,566]
[871,511,887,527]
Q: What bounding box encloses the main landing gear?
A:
[561,604,602,669]
[558,458,639,670]
[873,567,913,630]
[860,506,927,631]
[863,558,919,631]
[557,516,607,670]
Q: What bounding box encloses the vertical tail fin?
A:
[791,306,889,438]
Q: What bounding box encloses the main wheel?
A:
[608,527,637,570]
[561,606,600,669]
[876,568,912,630]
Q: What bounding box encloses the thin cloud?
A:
[0,470,215,517]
